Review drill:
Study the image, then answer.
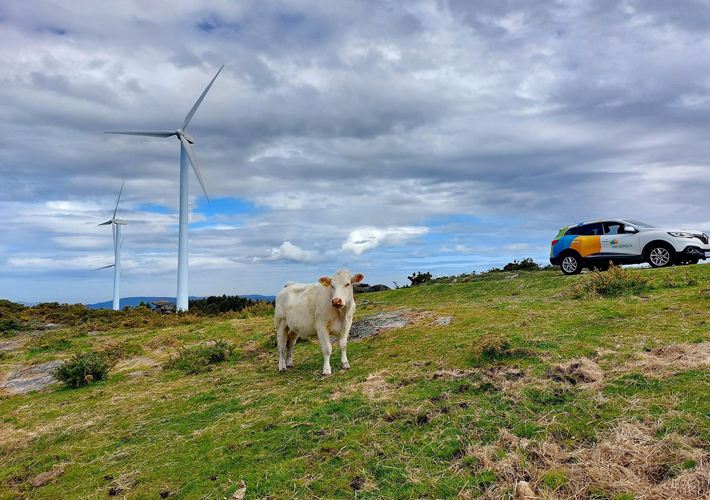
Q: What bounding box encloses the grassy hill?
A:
[1,265,710,499]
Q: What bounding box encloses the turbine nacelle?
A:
[99,218,127,226]
[176,129,195,144]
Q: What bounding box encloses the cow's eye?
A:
[346,283,350,287]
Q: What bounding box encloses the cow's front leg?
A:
[338,334,350,370]
[276,323,289,372]
[316,326,333,375]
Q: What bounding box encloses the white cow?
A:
[275,270,364,375]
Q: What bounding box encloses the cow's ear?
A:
[351,273,364,284]
[319,277,332,287]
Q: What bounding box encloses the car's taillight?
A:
[551,239,558,246]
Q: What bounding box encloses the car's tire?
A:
[647,243,675,268]
[560,253,582,275]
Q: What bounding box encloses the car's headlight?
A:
[668,232,696,238]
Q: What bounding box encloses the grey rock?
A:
[1,360,65,394]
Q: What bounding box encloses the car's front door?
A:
[600,221,640,258]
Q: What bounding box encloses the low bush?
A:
[0,318,23,335]
[503,258,540,272]
[53,351,116,388]
[566,264,653,299]
[163,340,234,374]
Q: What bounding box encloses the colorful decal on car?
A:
[551,231,601,258]
[611,239,618,245]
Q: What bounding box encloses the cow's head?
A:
[319,270,364,309]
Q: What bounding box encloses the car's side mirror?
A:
[624,225,638,233]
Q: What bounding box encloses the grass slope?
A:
[1,265,710,499]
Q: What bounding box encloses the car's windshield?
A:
[622,219,658,229]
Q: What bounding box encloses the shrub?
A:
[0,318,22,335]
[660,269,698,288]
[229,301,275,319]
[163,340,234,374]
[503,258,540,272]
[407,271,433,286]
[566,264,653,299]
[53,351,115,388]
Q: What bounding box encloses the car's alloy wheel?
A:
[648,245,672,268]
[561,255,581,275]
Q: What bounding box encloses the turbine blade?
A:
[120,238,125,249]
[105,131,176,138]
[181,65,224,130]
[180,135,210,201]
[92,264,115,271]
[120,272,131,285]
[99,220,113,226]
[113,180,125,220]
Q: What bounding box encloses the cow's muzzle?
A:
[331,298,344,308]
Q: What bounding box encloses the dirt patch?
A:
[549,358,604,387]
[456,422,710,500]
[0,360,64,394]
[359,372,394,401]
[623,342,710,378]
[349,309,450,341]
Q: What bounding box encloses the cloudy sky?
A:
[2,0,710,305]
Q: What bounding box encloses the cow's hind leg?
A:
[316,326,333,375]
[276,323,289,372]
[285,331,297,368]
[338,335,350,370]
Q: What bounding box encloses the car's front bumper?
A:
[679,245,710,260]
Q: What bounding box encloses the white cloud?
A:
[340,227,429,256]
[267,241,320,263]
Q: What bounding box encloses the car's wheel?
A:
[560,254,582,275]
[647,244,674,268]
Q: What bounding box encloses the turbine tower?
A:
[106,65,223,311]
[98,181,127,311]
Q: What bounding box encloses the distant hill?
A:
[85,295,276,310]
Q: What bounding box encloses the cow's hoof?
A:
[341,363,351,370]
[321,371,332,376]
[279,367,287,372]
[286,363,294,368]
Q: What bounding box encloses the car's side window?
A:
[577,223,603,236]
[604,222,623,235]
[564,227,579,236]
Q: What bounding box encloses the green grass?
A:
[1,265,710,498]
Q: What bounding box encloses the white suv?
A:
[550,219,710,275]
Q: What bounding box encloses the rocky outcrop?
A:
[353,283,391,294]
[151,300,176,314]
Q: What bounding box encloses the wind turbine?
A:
[97,181,127,311]
[106,65,223,311]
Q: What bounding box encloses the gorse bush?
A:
[566,264,653,299]
[163,340,234,374]
[53,350,116,388]
[0,318,23,335]
[660,269,698,288]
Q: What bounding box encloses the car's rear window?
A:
[565,223,603,236]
